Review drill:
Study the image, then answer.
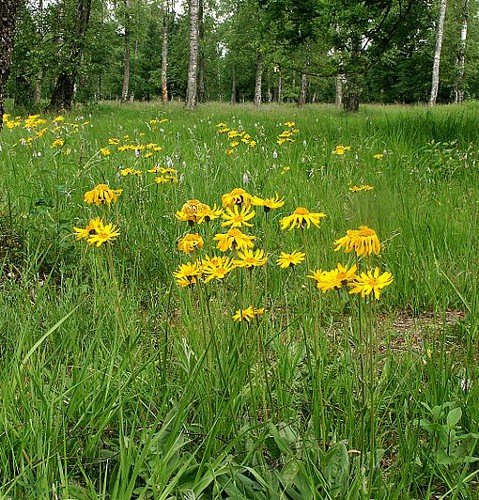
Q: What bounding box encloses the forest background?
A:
[2,0,477,113]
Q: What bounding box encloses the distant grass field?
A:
[1,101,479,498]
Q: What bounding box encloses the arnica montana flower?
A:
[73,218,120,247]
[232,306,265,322]
[174,261,202,287]
[233,249,267,268]
[276,250,306,269]
[201,255,236,283]
[332,145,351,156]
[334,226,381,257]
[176,200,222,225]
[348,267,393,299]
[349,185,374,192]
[280,207,326,230]
[177,233,204,254]
[83,184,123,207]
[214,228,256,252]
[221,188,252,209]
[221,205,255,228]
[308,263,357,293]
[251,194,285,212]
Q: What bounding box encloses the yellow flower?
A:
[100,148,111,156]
[108,138,120,145]
[201,255,236,283]
[177,233,204,254]
[308,263,357,293]
[276,250,306,268]
[221,188,252,209]
[176,200,222,225]
[349,185,374,192]
[214,228,256,252]
[83,184,123,206]
[230,141,240,148]
[280,207,326,230]
[154,176,169,184]
[216,122,227,128]
[51,138,64,148]
[74,219,120,247]
[334,226,381,257]
[73,217,101,240]
[251,194,285,212]
[232,306,264,322]
[120,168,142,176]
[332,145,351,155]
[221,205,255,228]
[348,267,393,299]
[53,116,65,122]
[233,249,267,268]
[373,153,384,159]
[284,121,295,127]
[173,261,202,287]
[144,152,153,158]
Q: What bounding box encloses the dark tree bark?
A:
[0,0,21,131]
[49,0,92,111]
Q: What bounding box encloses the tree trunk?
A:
[429,0,447,106]
[455,0,468,104]
[161,0,169,103]
[230,68,237,104]
[299,72,308,105]
[254,52,263,107]
[121,1,130,103]
[277,74,283,104]
[335,73,344,107]
[186,0,199,109]
[343,75,361,112]
[0,0,21,131]
[197,0,205,102]
[49,0,92,110]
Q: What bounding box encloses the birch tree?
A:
[186,0,199,109]
[161,0,171,103]
[455,0,469,103]
[0,0,21,130]
[429,0,448,106]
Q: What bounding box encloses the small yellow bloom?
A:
[334,226,381,257]
[51,138,64,148]
[233,249,267,268]
[221,205,255,228]
[173,261,202,287]
[83,184,123,206]
[276,250,306,269]
[373,153,384,159]
[348,267,393,299]
[177,233,204,254]
[201,255,236,283]
[232,306,264,322]
[251,194,285,212]
[214,228,255,252]
[221,188,252,209]
[308,263,357,293]
[86,220,120,247]
[280,207,326,230]
[349,185,374,192]
[100,148,111,156]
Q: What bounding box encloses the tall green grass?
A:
[1,101,478,498]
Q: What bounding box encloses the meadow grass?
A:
[0,101,479,498]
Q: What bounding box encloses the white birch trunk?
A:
[429,0,447,106]
[455,0,468,104]
[186,0,199,109]
[161,0,169,103]
[254,52,263,107]
[121,0,130,103]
